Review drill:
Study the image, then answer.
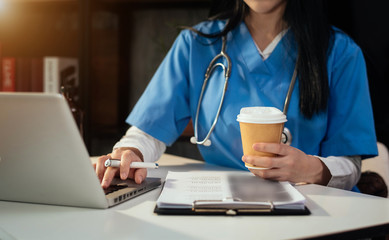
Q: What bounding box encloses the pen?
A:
[104,159,159,169]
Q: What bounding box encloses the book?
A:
[155,171,308,215]
[30,57,43,92]
[44,57,78,94]
[16,58,31,92]
[1,58,16,92]
[0,43,2,91]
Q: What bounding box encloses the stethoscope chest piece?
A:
[282,127,292,145]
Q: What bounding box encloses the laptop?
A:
[0,92,161,209]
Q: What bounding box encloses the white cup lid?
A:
[236,107,287,124]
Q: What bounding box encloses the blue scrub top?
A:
[127,20,378,170]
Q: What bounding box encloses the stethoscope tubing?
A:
[192,36,231,146]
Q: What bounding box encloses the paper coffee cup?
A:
[237,107,287,169]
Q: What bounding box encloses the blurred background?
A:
[0,0,387,159]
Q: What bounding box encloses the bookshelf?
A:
[0,0,209,158]
[0,0,86,139]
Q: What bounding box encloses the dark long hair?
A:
[190,0,333,119]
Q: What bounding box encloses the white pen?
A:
[104,159,159,169]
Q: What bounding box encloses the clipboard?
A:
[154,171,311,216]
[154,200,310,216]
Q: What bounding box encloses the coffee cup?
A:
[236,107,287,169]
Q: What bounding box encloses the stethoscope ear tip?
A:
[190,136,197,145]
[204,139,212,147]
[190,136,212,146]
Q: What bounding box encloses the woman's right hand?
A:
[94,147,147,189]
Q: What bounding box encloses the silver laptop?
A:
[0,92,161,209]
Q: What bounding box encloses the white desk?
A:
[1,154,389,240]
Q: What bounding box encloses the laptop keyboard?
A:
[104,184,128,195]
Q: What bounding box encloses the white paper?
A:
[156,171,306,210]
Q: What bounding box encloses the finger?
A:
[243,155,281,169]
[101,167,118,189]
[251,168,289,181]
[134,168,148,184]
[110,149,122,160]
[96,155,110,182]
[253,143,290,156]
[120,150,142,180]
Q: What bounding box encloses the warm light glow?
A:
[0,0,5,11]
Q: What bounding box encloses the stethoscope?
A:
[190,35,297,147]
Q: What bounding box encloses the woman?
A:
[95,0,377,190]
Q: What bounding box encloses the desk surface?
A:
[1,154,389,240]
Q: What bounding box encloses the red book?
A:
[0,43,2,90]
[2,58,16,92]
[30,57,43,92]
[16,58,31,92]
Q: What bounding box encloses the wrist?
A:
[308,155,331,185]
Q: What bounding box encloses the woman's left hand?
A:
[242,143,331,185]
